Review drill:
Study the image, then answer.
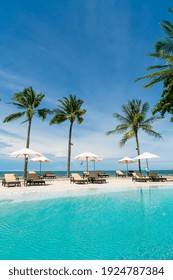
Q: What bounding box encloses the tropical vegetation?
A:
[50,94,86,177]
[135,8,173,121]
[3,87,49,179]
[106,99,162,173]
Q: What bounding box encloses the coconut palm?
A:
[106,99,162,173]
[50,94,86,177]
[135,9,173,120]
[3,86,49,178]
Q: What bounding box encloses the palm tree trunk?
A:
[67,121,73,178]
[135,130,142,173]
[24,119,32,180]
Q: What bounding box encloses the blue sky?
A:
[0,0,173,172]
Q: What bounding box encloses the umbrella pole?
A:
[86,157,88,172]
[94,160,95,171]
[126,163,128,173]
[24,154,27,186]
[146,159,149,170]
[40,162,41,176]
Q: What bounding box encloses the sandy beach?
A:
[1,176,173,199]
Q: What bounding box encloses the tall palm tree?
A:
[106,99,162,173]
[135,9,173,120]
[3,86,49,178]
[50,94,86,178]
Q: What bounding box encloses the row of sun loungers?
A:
[132,172,167,182]
[116,170,167,182]
[1,170,168,187]
[1,171,56,187]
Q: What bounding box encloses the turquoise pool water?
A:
[0,187,173,260]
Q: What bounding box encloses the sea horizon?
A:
[0,169,173,179]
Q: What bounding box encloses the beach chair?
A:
[88,172,107,183]
[95,170,109,177]
[2,174,21,187]
[70,173,88,184]
[132,172,149,182]
[116,170,127,177]
[83,171,89,178]
[149,172,167,182]
[27,171,45,186]
[43,171,56,179]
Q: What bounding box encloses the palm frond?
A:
[112,112,129,123]
[147,65,170,70]
[37,108,52,121]
[106,124,129,135]
[141,102,149,115]
[3,112,25,123]
[143,116,162,124]
[50,113,68,124]
[155,38,173,55]
[141,127,163,139]
[120,130,135,147]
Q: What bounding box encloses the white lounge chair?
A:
[2,174,21,187]
[70,173,88,184]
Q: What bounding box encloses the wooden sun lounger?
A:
[116,170,127,177]
[149,172,167,182]
[43,171,56,179]
[70,173,88,184]
[132,172,149,182]
[95,171,109,177]
[27,172,45,186]
[2,174,21,187]
[88,172,107,183]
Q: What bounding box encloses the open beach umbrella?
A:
[133,152,160,170]
[118,156,137,172]
[74,152,102,172]
[8,148,42,182]
[30,155,51,175]
[8,148,42,158]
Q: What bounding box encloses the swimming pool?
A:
[0,187,173,260]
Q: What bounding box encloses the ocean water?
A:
[0,169,173,179]
[0,187,173,260]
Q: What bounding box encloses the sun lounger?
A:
[70,173,88,184]
[88,172,107,183]
[132,172,149,182]
[27,171,45,186]
[95,170,109,177]
[43,171,56,179]
[83,171,90,178]
[116,170,127,177]
[149,172,167,182]
[2,174,21,187]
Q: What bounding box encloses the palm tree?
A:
[106,99,162,173]
[50,94,86,178]
[3,86,49,178]
[135,9,173,120]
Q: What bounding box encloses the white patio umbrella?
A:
[118,156,137,172]
[8,148,42,158]
[30,156,51,175]
[74,152,102,172]
[133,152,160,170]
[8,148,42,182]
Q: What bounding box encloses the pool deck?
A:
[1,176,173,197]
